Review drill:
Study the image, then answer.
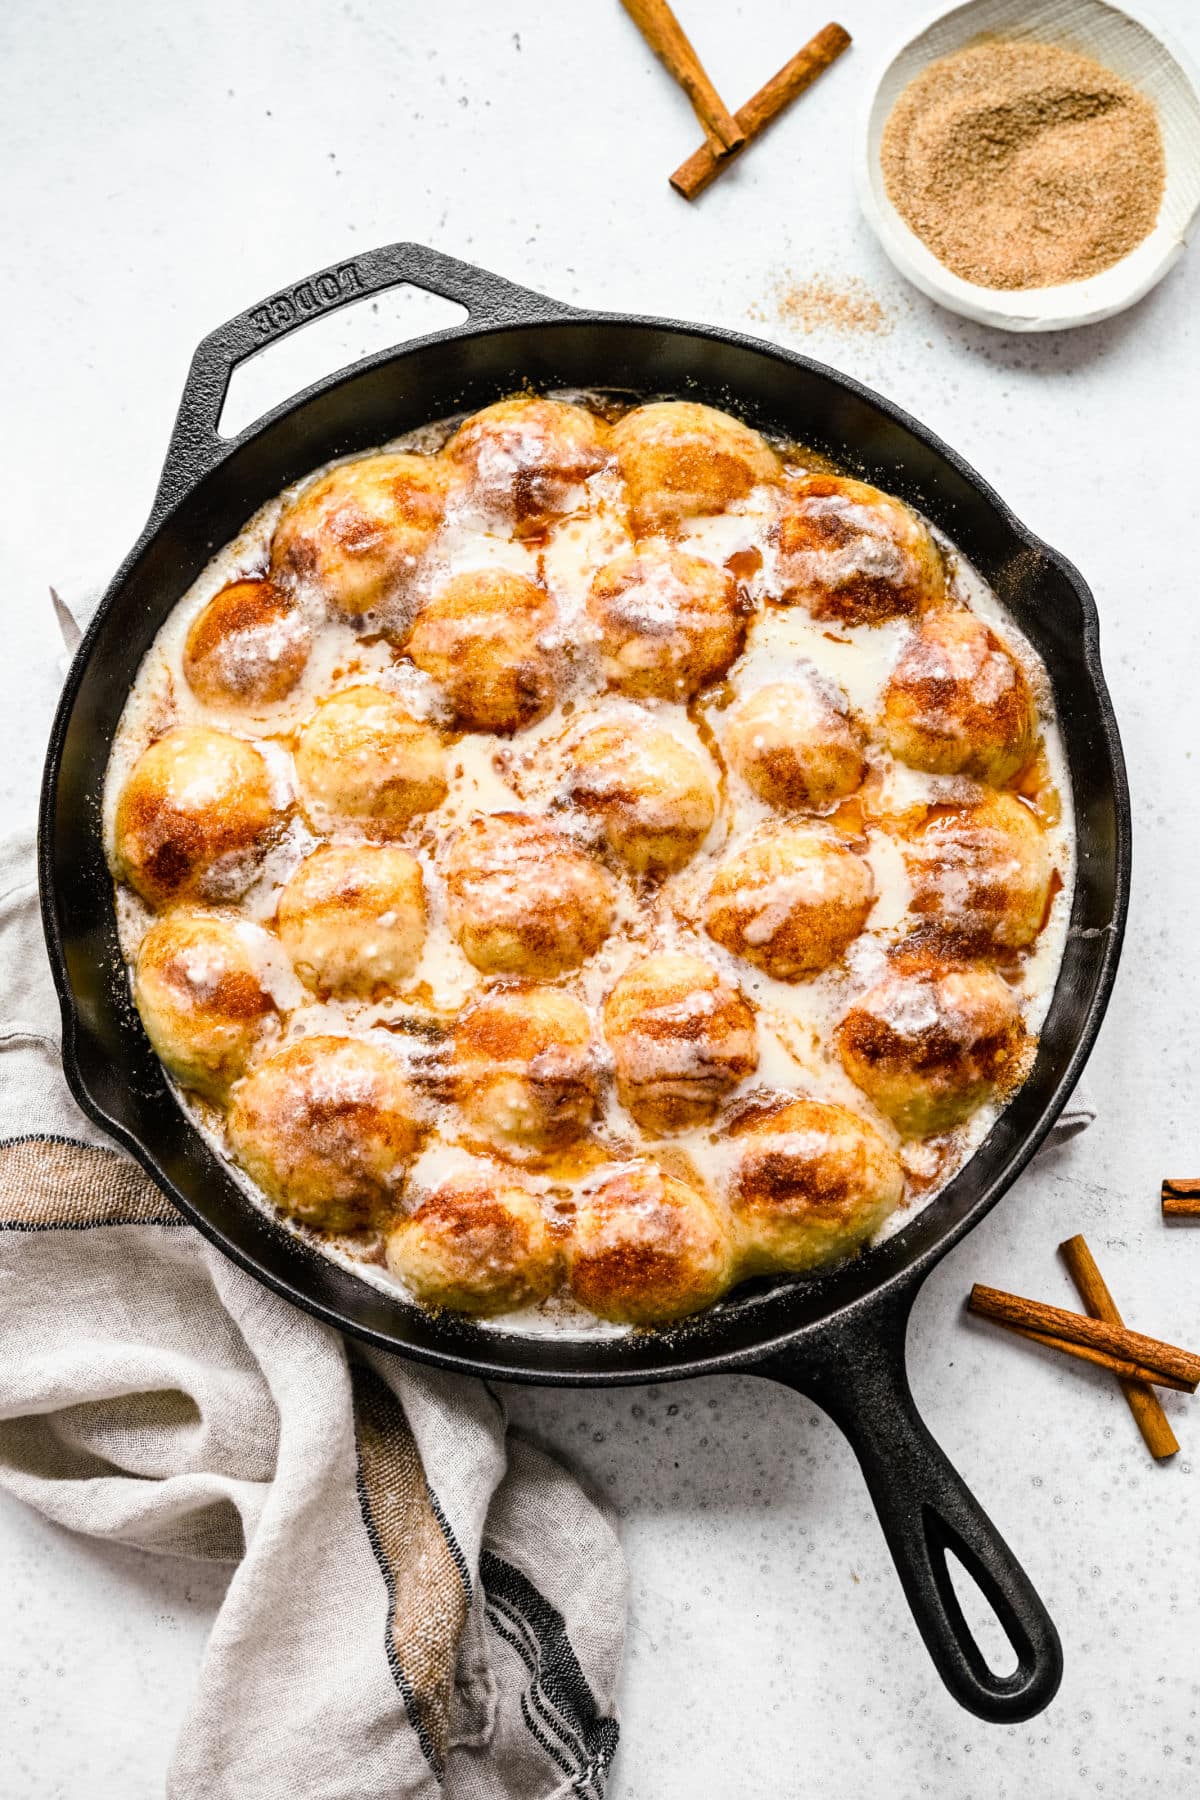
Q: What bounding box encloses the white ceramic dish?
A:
[856,0,1200,331]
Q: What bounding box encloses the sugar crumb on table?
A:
[749,274,897,338]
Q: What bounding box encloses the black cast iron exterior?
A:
[38,243,1131,1725]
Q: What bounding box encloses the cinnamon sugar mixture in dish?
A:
[881,39,1165,290]
[104,393,1073,1334]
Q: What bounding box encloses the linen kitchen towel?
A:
[0,830,626,1800]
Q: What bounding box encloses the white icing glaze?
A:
[103,394,1075,1336]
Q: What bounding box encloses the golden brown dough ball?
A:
[294,685,446,837]
[776,475,945,625]
[880,609,1036,784]
[183,578,311,709]
[276,844,426,998]
[704,829,874,980]
[567,721,716,875]
[836,950,1026,1137]
[567,1164,736,1325]
[730,1097,903,1274]
[405,569,556,733]
[451,984,598,1149]
[386,1166,556,1315]
[113,726,279,908]
[443,396,609,536]
[587,545,745,701]
[445,813,615,978]
[904,791,1053,950]
[133,912,277,1100]
[603,954,758,1133]
[227,1035,420,1232]
[723,673,866,812]
[270,453,447,625]
[611,401,781,537]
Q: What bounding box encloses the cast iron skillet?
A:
[39,242,1130,1725]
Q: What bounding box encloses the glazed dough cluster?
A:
[106,394,1069,1331]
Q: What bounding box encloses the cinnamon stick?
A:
[670,23,852,201]
[1162,1178,1200,1218]
[968,1283,1200,1389]
[1006,1323,1195,1395]
[621,0,745,154]
[1059,1235,1180,1459]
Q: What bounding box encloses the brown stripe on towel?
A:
[350,1358,470,1774]
[0,1136,184,1229]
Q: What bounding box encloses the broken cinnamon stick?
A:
[670,22,852,201]
[968,1283,1200,1389]
[1162,1178,1200,1218]
[1006,1323,1194,1395]
[621,0,745,153]
[1059,1235,1180,1459]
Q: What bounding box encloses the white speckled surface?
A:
[2,2,1198,1793]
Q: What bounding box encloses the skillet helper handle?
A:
[759,1289,1062,1723]
[151,241,575,519]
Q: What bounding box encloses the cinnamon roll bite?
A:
[880,609,1036,784]
[730,1096,904,1274]
[776,475,945,625]
[902,790,1053,951]
[134,911,278,1099]
[587,545,745,700]
[227,1036,421,1232]
[270,453,448,626]
[603,954,758,1133]
[705,828,875,980]
[444,395,609,536]
[836,948,1027,1137]
[611,401,781,537]
[567,720,717,875]
[183,579,311,710]
[276,844,427,998]
[114,726,279,908]
[722,671,866,812]
[568,1164,737,1325]
[295,685,447,837]
[444,813,615,977]
[451,984,599,1150]
[406,568,557,734]
[386,1163,557,1314]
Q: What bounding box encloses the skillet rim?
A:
[37,302,1131,1387]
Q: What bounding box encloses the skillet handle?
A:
[150,241,574,520]
[757,1287,1062,1723]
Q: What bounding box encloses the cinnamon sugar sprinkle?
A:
[750,275,895,338]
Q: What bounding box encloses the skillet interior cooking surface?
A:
[39,243,1129,1722]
